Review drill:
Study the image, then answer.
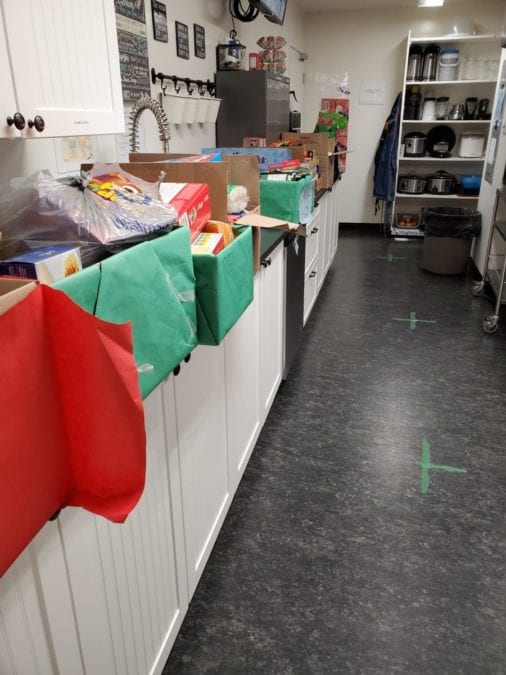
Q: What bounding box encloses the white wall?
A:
[302,1,505,224]
[0,0,306,184]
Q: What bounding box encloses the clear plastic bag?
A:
[0,168,178,265]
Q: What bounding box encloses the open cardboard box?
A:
[0,278,37,316]
[125,152,260,217]
[83,157,295,273]
[235,213,304,273]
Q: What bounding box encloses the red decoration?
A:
[0,284,146,577]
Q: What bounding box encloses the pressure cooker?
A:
[398,173,426,194]
[425,170,458,195]
[403,132,427,157]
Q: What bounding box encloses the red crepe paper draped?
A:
[0,284,146,577]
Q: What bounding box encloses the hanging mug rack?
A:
[150,68,221,125]
[150,68,216,97]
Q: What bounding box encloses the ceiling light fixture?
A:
[417,0,444,7]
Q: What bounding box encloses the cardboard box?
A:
[0,245,82,284]
[159,183,211,242]
[243,137,267,148]
[123,152,261,219]
[235,213,304,274]
[202,147,292,173]
[281,132,335,158]
[0,278,37,316]
[191,232,225,255]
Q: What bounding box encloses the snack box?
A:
[191,233,225,255]
[243,137,267,148]
[0,245,82,284]
[159,183,212,242]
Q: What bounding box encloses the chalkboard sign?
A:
[175,21,190,59]
[194,24,205,59]
[152,1,168,42]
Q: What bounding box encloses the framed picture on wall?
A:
[152,1,168,42]
[194,24,205,59]
[175,21,190,59]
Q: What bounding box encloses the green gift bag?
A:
[193,226,253,346]
[260,175,315,225]
[55,228,197,398]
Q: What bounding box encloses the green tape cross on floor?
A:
[392,311,436,330]
[420,439,467,494]
[376,254,408,262]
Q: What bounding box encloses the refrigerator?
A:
[215,71,290,146]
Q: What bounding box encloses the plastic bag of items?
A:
[0,167,177,266]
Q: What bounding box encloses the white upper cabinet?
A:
[0,9,19,138]
[0,0,124,138]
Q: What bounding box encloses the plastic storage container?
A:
[438,49,460,80]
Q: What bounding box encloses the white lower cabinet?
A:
[0,240,288,675]
[303,183,340,325]
[172,344,230,598]
[224,277,262,495]
[259,242,285,423]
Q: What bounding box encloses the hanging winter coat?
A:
[373,93,402,217]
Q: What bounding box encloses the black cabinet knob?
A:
[311,227,319,234]
[184,353,191,363]
[7,112,25,130]
[309,270,316,278]
[28,115,45,132]
[267,258,272,266]
[173,364,181,376]
[261,260,268,268]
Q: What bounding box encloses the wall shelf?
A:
[396,193,479,199]
[401,120,490,124]
[390,29,499,237]
[398,157,485,162]
[405,79,496,86]
[409,34,499,45]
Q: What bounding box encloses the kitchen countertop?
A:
[260,228,287,261]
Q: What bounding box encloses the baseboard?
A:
[339,222,381,230]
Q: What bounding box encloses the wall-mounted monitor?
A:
[251,0,287,25]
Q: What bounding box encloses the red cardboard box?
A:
[159,183,212,241]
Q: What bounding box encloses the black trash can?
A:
[420,207,481,275]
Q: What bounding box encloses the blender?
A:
[435,97,449,120]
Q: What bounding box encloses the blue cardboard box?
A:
[202,147,292,173]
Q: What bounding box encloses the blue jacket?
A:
[373,93,402,214]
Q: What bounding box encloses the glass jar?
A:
[461,55,479,80]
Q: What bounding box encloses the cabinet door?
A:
[303,265,318,326]
[260,243,285,422]
[2,0,124,138]
[57,388,187,675]
[305,207,320,275]
[173,345,230,597]
[0,9,19,139]
[317,194,328,291]
[224,277,261,495]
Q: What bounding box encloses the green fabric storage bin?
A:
[193,226,253,346]
[260,175,315,225]
[54,228,197,399]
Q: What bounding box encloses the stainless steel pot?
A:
[398,173,426,194]
[425,170,457,194]
[404,132,427,157]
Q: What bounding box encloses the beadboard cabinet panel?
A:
[1,0,124,138]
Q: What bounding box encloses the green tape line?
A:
[392,312,437,330]
[420,439,467,494]
[376,254,408,262]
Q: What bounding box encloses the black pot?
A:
[398,173,426,194]
[425,170,457,194]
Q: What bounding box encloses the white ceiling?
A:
[296,0,478,12]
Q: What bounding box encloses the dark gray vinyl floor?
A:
[163,229,506,674]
